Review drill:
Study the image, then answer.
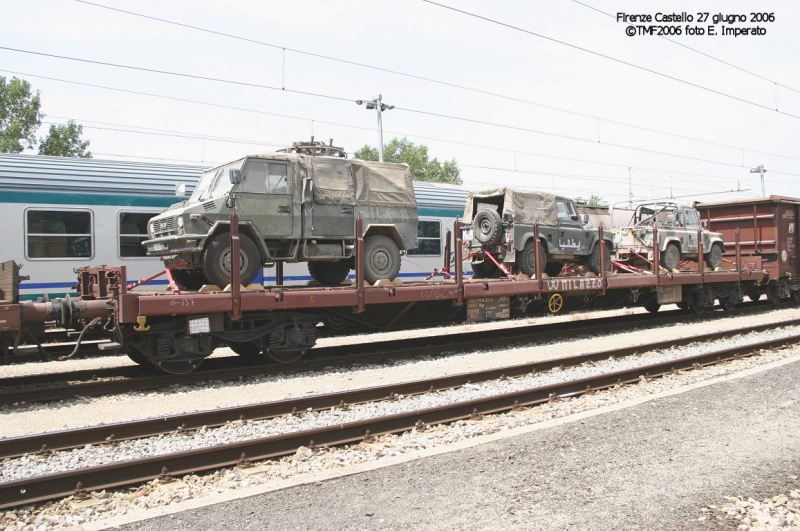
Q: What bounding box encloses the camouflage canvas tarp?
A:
[464,187,559,225]
[352,160,416,207]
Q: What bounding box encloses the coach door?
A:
[237,159,293,237]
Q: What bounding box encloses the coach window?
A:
[26,209,93,259]
[119,211,159,257]
[407,220,441,256]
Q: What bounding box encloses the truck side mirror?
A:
[583,214,589,224]
[701,219,708,228]
[302,177,314,203]
[229,169,242,184]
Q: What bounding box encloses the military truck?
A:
[462,188,614,278]
[612,202,724,271]
[143,140,418,288]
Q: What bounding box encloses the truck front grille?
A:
[152,217,176,238]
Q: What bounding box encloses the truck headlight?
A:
[177,216,184,236]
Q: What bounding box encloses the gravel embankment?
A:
[107,353,800,531]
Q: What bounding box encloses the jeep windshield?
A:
[189,159,245,202]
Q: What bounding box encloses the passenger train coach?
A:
[0,153,470,301]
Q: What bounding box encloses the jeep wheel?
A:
[705,243,723,270]
[170,268,209,290]
[588,242,612,275]
[517,239,546,277]
[473,209,503,245]
[203,232,261,288]
[363,235,401,284]
[660,243,681,271]
[471,258,498,278]
[308,260,351,286]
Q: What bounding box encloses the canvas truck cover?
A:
[464,188,559,226]
[305,157,416,207]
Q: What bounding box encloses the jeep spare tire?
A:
[473,209,503,245]
[202,232,261,288]
[363,235,401,284]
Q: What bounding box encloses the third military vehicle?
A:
[613,202,725,271]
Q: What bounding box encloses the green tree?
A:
[39,120,92,158]
[576,195,607,207]
[0,76,43,153]
[354,137,462,185]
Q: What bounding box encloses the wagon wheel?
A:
[548,293,564,314]
[643,299,661,314]
[792,289,800,302]
[143,334,205,374]
[766,284,782,305]
[720,294,736,312]
[266,348,307,363]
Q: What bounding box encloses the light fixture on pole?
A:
[356,94,394,162]
[750,165,767,196]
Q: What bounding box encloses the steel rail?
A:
[0,306,787,405]
[0,330,796,510]
[1,318,795,459]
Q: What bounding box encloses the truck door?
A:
[236,159,293,237]
[555,201,583,253]
[305,160,355,238]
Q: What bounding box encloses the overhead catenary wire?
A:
[3,53,797,178]
[14,68,799,186]
[70,0,800,162]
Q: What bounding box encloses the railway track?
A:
[0,305,786,406]
[1,321,796,509]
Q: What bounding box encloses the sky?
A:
[2,0,799,207]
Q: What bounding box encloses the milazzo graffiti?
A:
[544,277,604,292]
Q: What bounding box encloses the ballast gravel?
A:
[2,324,800,484]
[0,335,798,528]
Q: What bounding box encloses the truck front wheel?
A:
[308,261,351,286]
[203,232,261,287]
[363,235,401,284]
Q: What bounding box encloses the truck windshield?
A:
[189,159,244,202]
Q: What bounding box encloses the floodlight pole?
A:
[356,95,394,162]
[750,165,767,196]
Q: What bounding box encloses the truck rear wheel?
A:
[203,232,261,288]
[471,258,498,278]
[517,239,546,277]
[660,243,681,271]
[363,235,401,284]
[308,261,351,286]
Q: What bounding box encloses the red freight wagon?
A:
[695,196,800,302]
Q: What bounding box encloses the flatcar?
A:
[0,153,470,301]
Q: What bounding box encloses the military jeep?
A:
[143,140,418,288]
[462,188,614,278]
[612,202,724,271]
